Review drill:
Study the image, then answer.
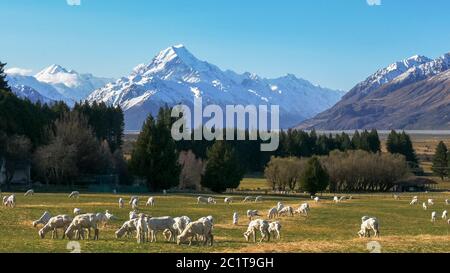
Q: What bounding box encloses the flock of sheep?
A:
[409,196,449,224]
[1,190,450,248]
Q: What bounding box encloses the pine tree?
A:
[432,141,448,180]
[0,62,10,91]
[201,141,245,193]
[300,156,329,195]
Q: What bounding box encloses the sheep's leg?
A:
[253,231,257,243]
[95,229,99,240]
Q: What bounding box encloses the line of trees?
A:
[432,141,450,180]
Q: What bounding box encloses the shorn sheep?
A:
[358,217,379,238]
[73,208,82,215]
[246,210,260,220]
[233,212,239,225]
[243,196,253,203]
[197,196,209,204]
[442,210,448,220]
[115,219,138,238]
[314,197,320,203]
[243,219,270,243]
[33,211,52,228]
[136,213,148,244]
[295,203,310,216]
[4,194,16,208]
[224,197,233,204]
[446,199,449,205]
[68,191,80,199]
[255,196,263,202]
[39,215,73,239]
[24,189,34,196]
[267,207,278,219]
[410,197,418,205]
[428,199,434,206]
[277,202,284,212]
[177,219,214,246]
[423,203,428,210]
[129,211,138,220]
[164,216,192,241]
[333,196,340,203]
[119,198,124,208]
[131,198,139,210]
[147,216,176,242]
[207,197,217,204]
[129,196,139,205]
[278,206,294,217]
[268,221,282,240]
[146,197,155,207]
[431,212,437,223]
[65,213,100,240]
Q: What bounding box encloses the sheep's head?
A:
[38,229,45,239]
[32,221,38,228]
[115,228,125,239]
[243,232,250,241]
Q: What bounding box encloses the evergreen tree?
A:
[368,129,381,153]
[129,108,181,191]
[0,62,10,91]
[300,156,329,195]
[432,141,448,180]
[201,141,245,193]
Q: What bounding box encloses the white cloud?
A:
[367,0,381,6]
[67,0,81,6]
[5,68,33,76]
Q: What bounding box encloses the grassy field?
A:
[0,191,449,253]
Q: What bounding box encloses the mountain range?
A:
[297,52,450,130]
[87,45,344,130]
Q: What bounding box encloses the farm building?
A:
[393,177,438,192]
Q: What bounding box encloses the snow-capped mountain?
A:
[10,84,54,104]
[297,52,450,130]
[88,45,344,130]
[35,64,114,101]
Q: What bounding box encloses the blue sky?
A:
[1,0,450,90]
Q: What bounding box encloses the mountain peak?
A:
[37,64,70,76]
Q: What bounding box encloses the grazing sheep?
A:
[224,197,233,204]
[33,211,52,228]
[410,197,418,205]
[278,206,294,217]
[208,197,217,204]
[177,219,214,246]
[136,213,148,244]
[197,196,209,204]
[295,203,310,216]
[314,197,320,203]
[233,212,239,225]
[431,212,437,223]
[129,211,138,220]
[38,215,72,239]
[118,198,124,208]
[2,196,7,206]
[163,216,192,241]
[243,196,253,203]
[267,207,278,219]
[268,221,282,240]
[147,216,176,242]
[277,202,284,212]
[442,210,448,220]
[333,196,340,203]
[255,196,263,202]
[358,217,380,238]
[115,219,138,239]
[4,194,16,208]
[445,199,449,205]
[423,203,428,210]
[146,197,155,207]
[96,210,116,228]
[243,219,270,243]
[129,196,139,205]
[246,210,260,220]
[24,189,34,196]
[428,199,434,206]
[65,213,100,240]
[68,191,80,199]
[131,198,139,210]
[73,208,82,215]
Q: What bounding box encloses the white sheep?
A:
[431,211,437,223]
[278,206,294,217]
[73,208,82,215]
[446,199,449,205]
[314,197,320,203]
[177,219,214,246]
[207,197,217,204]
[96,210,116,228]
[147,216,176,242]
[243,196,253,203]
[65,213,100,240]
[277,202,284,212]
[339,196,347,202]
[428,199,434,206]
[4,194,16,208]
[233,212,239,225]
[38,215,72,239]
[246,210,260,220]
[197,196,209,204]
[442,210,448,220]
[33,211,52,228]
[268,221,282,240]
[2,196,7,206]
[129,196,139,205]
[243,219,270,243]
[118,198,124,209]
[422,202,428,210]
[115,219,138,239]
[131,198,139,210]
[146,197,155,207]
[255,196,263,202]
[68,191,80,199]
[164,216,192,241]
[410,197,418,205]
[24,189,34,196]
[295,203,310,216]
[267,207,278,219]
[224,197,233,204]
[136,213,148,244]
[129,211,138,220]
[358,217,380,238]
[333,196,340,203]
